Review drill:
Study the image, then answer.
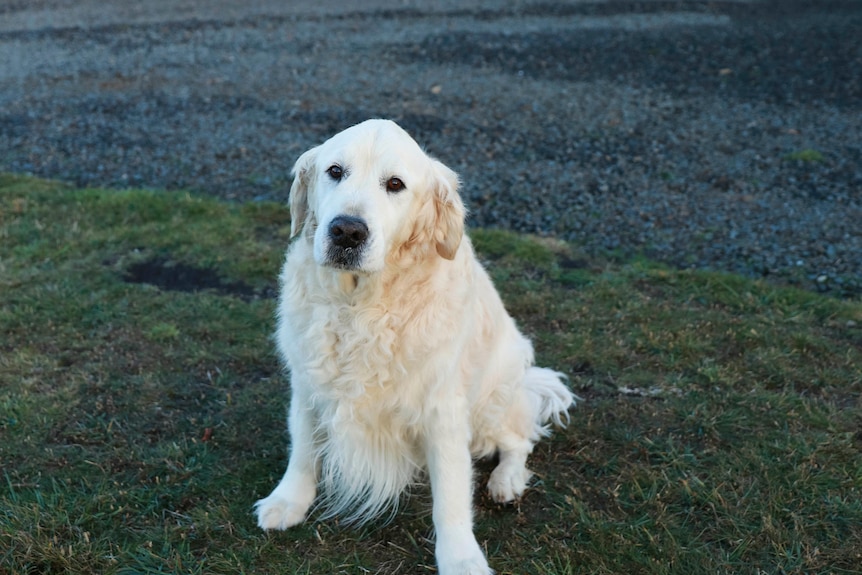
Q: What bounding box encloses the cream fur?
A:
[254,119,577,575]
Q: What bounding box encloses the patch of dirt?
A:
[123,257,271,300]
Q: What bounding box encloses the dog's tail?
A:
[523,367,579,435]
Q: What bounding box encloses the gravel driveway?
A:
[1,0,860,295]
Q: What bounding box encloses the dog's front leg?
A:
[425,401,493,575]
[255,383,319,530]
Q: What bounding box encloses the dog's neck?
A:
[337,271,360,294]
[327,252,444,303]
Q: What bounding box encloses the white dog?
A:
[255,119,576,575]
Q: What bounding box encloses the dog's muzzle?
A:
[326,215,369,269]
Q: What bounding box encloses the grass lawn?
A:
[1,174,861,575]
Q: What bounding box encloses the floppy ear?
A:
[430,159,466,260]
[289,146,319,239]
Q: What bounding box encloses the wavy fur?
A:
[254,119,577,575]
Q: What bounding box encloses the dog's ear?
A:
[289,146,319,238]
[430,159,465,260]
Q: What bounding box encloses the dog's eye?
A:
[386,177,405,193]
[326,165,344,181]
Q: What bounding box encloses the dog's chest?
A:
[278,252,462,420]
[291,297,428,402]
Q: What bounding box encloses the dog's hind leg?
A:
[486,392,535,503]
[487,429,534,503]
[487,367,576,503]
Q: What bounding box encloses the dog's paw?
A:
[487,464,532,503]
[436,532,493,575]
[438,558,494,575]
[254,494,309,530]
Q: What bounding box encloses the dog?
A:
[254,119,576,575]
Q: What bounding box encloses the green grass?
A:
[782,149,826,163]
[2,174,861,575]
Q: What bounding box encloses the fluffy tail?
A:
[524,367,579,433]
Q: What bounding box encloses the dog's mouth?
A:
[325,245,364,270]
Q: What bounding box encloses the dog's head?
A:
[288,119,465,273]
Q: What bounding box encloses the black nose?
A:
[329,216,369,249]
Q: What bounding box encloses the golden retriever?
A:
[255,119,576,575]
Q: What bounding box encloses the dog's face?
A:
[288,119,465,273]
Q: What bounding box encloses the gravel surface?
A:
[1,0,860,295]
